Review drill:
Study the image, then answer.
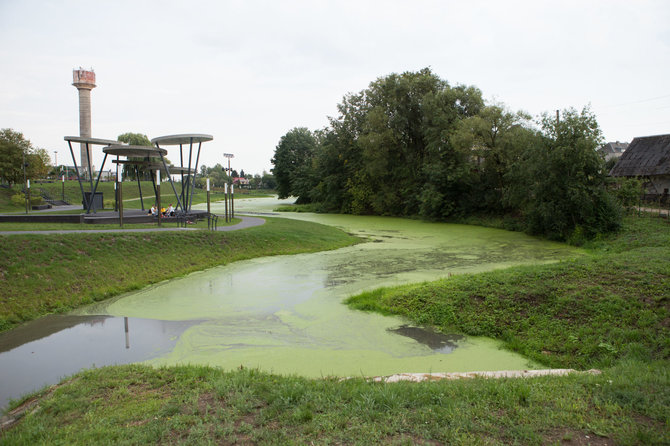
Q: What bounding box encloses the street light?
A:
[54,150,58,168]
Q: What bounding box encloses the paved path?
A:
[0,215,266,235]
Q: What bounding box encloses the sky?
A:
[1,0,669,176]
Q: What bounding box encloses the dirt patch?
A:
[543,428,613,445]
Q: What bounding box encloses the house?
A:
[609,133,670,197]
[232,177,250,187]
[599,141,628,161]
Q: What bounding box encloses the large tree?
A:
[271,127,317,202]
[0,129,50,185]
[511,107,621,241]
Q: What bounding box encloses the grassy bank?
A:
[2,360,667,444]
[2,216,668,444]
[346,217,669,371]
[0,217,359,332]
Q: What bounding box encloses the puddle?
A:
[0,316,200,409]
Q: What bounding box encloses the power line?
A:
[599,94,670,109]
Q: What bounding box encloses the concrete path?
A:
[0,215,265,236]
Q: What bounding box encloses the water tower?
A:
[72,68,96,177]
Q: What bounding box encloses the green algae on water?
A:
[96,197,582,376]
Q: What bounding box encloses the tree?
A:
[271,127,317,202]
[117,132,159,181]
[513,107,620,241]
[0,129,49,185]
[451,104,534,212]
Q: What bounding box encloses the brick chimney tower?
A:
[72,68,96,177]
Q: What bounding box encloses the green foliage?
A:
[272,70,621,241]
[513,107,621,241]
[271,127,318,202]
[613,177,644,213]
[0,128,50,185]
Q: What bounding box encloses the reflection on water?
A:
[389,325,464,354]
[0,316,199,409]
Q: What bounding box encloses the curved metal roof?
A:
[64,136,120,145]
[103,144,167,158]
[150,134,213,145]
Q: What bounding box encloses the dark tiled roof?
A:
[609,134,670,177]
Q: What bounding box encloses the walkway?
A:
[0,215,265,236]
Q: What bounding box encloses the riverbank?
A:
[1,216,668,444]
[347,216,669,370]
[0,217,360,332]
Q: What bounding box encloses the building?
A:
[599,141,628,161]
[609,134,670,198]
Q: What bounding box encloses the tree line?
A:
[271,68,621,242]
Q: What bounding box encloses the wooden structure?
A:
[609,134,670,198]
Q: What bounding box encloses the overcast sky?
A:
[1,0,669,176]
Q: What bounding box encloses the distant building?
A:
[609,134,670,197]
[599,141,628,161]
[232,177,250,187]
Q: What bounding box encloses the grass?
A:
[1,215,669,444]
[346,217,670,371]
[0,217,359,332]
[0,218,240,231]
[1,360,666,444]
[0,181,274,213]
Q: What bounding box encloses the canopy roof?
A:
[64,136,120,146]
[151,134,213,145]
[112,160,195,174]
[104,144,167,158]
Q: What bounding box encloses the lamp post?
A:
[223,153,234,222]
[54,151,58,169]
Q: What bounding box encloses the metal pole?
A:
[86,152,108,214]
[206,178,211,229]
[231,183,234,219]
[67,141,86,212]
[157,169,161,227]
[224,182,229,223]
[26,179,30,213]
[156,150,183,211]
[118,171,124,228]
[185,137,194,211]
[22,150,28,213]
[135,166,144,211]
[179,144,185,209]
[189,140,202,214]
[62,175,65,201]
[84,142,95,214]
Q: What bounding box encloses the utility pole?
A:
[556,109,560,124]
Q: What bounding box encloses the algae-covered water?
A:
[85,197,581,377]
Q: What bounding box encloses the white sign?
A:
[207,178,210,191]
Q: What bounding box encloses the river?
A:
[0,197,581,409]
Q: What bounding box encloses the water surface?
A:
[88,197,580,376]
[1,197,582,409]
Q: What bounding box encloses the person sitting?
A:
[160,206,166,216]
[150,204,158,216]
[166,204,175,216]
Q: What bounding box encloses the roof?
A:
[600,141,628,154]
[609,134,670,177]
